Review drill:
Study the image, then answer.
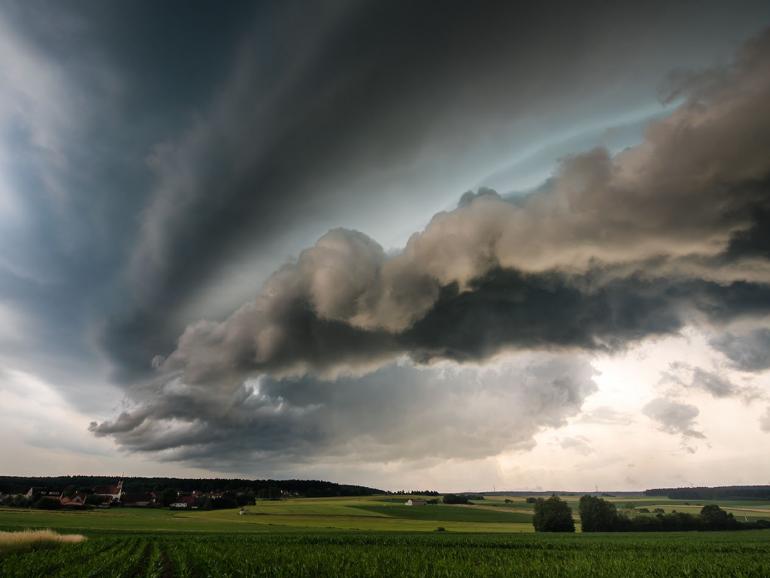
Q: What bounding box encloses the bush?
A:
[1,495,30,508]
[532,495,575,532]
[236,493,256,507]
[210,496,238,509]
[577,497,757,532]
[34,497,61,510]
[86,494,107,506]
[579,495,621,532]
[159,488,177,507]
[700,504,738,530]
[442,494,470,505]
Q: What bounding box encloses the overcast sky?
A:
[2,0,770,491]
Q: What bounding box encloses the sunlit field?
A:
[1,494,769,576]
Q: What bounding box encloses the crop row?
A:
[1,531,770,577]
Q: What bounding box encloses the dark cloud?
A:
[147,26,770,383]
[98,1,770,381]
[404,270,700,363]
[91,354,596,469]
[154,261,770,393]
[690,368,738,399]
[658,361,765,403]
[660,362,738,398]
[642,398,705,440]
[91,260,770,464]
[91,29,770,463]
[710,329,770,371]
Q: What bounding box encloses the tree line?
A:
[532,495,770,532]
[645,485,770,501]
[0,476,382,498]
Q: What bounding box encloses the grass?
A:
[0,496,534,534]
[353,504,534,523]
[477,494,770,520]
[0,530,85,554]
[1,495,769,576]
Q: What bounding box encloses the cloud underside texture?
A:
[93,31,770,468]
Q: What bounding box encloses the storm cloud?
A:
[97,1,770,382]
[91,353,596,469]
[4,0,770,484]
[710,328,770,371]
[146,30,770,381]
[89,29,770,465]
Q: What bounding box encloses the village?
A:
[0,480,279,510]
[0,478,467,511]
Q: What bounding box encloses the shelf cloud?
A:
[91,30,770,467]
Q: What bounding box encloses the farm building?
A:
[405,499,427,506]
[60,493,87,507]
[25,487,60,500]
[174,494,200,509]
[93,480,124,503]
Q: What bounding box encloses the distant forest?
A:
[0,476,383,497]
[645,486,770,500]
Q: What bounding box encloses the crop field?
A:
[1,495,769,577]
[2,530,770,577]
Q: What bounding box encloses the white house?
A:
[405,499,427,506]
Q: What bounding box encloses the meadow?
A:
[1,494,769,577]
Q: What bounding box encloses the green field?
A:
[0,497,533,534]
[1,494,770,576]
[352,504,534,523]
[475,494,770,521]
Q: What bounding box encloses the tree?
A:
[236,492,256,507]
[86,493,106,506]
[160,488,177,507]
[532,495,575,532]
[579,495,621,532]
[700,504,737,530]
[442,494,470,505]
[10,495,30,508]
[210,493,238,509]
[34,497,61,510]
[257,486,281,500]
